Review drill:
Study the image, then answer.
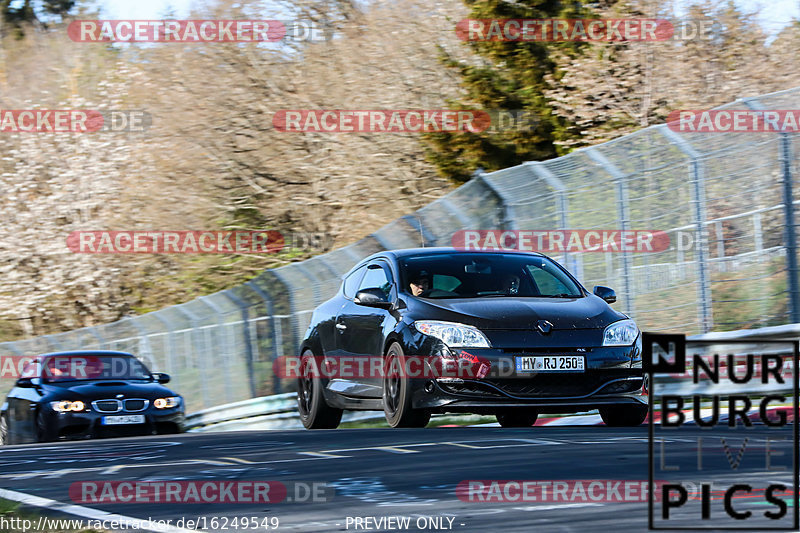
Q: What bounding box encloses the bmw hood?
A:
[45,381,176,401]
[410,295,626,330]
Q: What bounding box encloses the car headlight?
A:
[153,397,181,409]
[413,321,491,348]
[50,400,85,412]
[603,319,639,346]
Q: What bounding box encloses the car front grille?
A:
[479,372,642,398]
[91,399,149,413]
[93,400,121,413]
[123,399,148,412]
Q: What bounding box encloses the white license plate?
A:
[515,355,585,373]
[102,415,145,425]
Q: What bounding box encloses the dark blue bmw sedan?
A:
[1,350,184,444]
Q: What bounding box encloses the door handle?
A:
[335,323,347,330]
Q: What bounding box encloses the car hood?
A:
[44,380,176,401]
[408,295,626,330]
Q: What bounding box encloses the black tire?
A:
[599,404,648,427]
[35,410,53,442]
[383,343,430,428]
[0,414,8,445]
[297,350,343,429]
[496,410,538,427]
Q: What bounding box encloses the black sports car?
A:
[0,350,184,444]
[297,248,646,429]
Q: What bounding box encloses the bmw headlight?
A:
[50,400,85,412]
[602,319,639,346]
[413,321,491,348]
[153,397,181,409]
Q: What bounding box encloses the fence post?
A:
[86,326,105,349]
[744,99,800,323]
[223,290,258,398]
[585,148,636,318]
[525,162,571,272]
[199,296,234,404]
[475,169,518,230]
[660,126,713,333]
[246,281,283,394]
[175,305,212,408]
[779,133,800,322]
[153,311,177,387]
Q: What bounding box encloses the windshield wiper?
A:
[538,293,580,298]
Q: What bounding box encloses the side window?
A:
[342,265,366,298]
[358,263,393,298]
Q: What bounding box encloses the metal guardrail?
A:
[184,392,386,431]
[184,323,800,431]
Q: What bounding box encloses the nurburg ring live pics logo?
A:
[644,333,799,529]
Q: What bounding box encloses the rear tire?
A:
[383,343,430,428]
[0,414,8,445]
[297,350,343,429]
[599,404,648,427]
[496,410,538,427]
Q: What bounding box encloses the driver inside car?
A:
[409,272,431,297]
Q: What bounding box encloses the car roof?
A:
[365,247,545,262]
[387,247,545,258]
[343,247,546,277]
[34,350,136,358]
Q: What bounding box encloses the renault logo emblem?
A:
[536,320,553,335]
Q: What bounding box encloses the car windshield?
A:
[39,354,153,382]
[399,252,583,299]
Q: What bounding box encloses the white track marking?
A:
[0,487,195,533]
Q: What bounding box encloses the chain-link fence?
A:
[3,87,800,413]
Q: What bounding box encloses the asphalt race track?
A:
[0,426,795,532]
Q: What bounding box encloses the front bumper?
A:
[406,337,646,414]
[40,408,185,440]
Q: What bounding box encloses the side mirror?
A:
[355,288,393,309]
[593,286,617,304]
[152,373,171,384]
[16,377,34,388]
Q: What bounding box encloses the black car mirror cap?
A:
[15,377,35,388]
[593,285,617,304]
[354,288,393,309]
[152,373,171,384]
